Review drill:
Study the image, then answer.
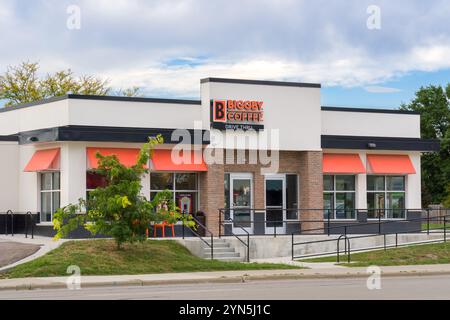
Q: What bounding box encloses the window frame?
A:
[285,173,299,221]
[323,174,357,220]
[149,172,199,215]
[367,175,406,220]
[39,171,61,223]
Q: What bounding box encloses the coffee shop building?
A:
[0,78,439,236]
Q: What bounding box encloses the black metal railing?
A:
[1,211,39,238]
[182,214,214,260]
[292,214,450,263]
[218,208,426,237]
[24,211,35,239]
[218,210,250,262]
[4,210,13,236]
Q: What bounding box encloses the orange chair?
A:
[152,221,175,238]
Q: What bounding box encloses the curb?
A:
[2,269,450,291]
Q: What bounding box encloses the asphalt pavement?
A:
[1,275,449,300]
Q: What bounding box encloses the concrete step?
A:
[203,247,234,253]
[202,242,230,248]
[203,251,240,258]
[212,256,244,262]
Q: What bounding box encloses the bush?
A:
[53,135,195,249]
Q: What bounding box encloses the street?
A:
[1,275,450,300]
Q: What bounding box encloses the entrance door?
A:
[265,175,286,234]
[230,173,253,234]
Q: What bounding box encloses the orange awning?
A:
[367,154,416,174]
[24,148,60,172]
[87,148,146,169]
[323,153,365,174]
[151,149,208,171]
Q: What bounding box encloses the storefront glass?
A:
[323,175,356,219]
[40,172,60,222]
[367,175,405,219]
[150,172,198,214]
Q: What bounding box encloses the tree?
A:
[0,61,140,107]
[400,84,450,206]
[53,135,195,249]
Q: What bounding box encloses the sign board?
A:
[210,99,264,131]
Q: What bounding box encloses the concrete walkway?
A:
[3,263,450,291]
[0,235,67,272]
[251,256,347,269]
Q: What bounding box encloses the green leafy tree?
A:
[0,61,140,107]
[400,84,450,206]
[53,135,195,249]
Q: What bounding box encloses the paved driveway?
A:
[0,241,41,268]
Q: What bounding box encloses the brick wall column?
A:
[199,163,224,235]
[299,151,324,233]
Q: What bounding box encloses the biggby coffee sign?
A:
[211,99,264,130]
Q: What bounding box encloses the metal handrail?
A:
[292,214,450,262]
[25,211,35,239]
[4,210,13,236]
[218,208,447,236]
[337,235,351,263]
[218,210,250,262]
[183,214,214,260]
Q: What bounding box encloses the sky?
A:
[0,0,449,108]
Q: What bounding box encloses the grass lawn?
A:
[0,239,299,279]
[300,242,450,267]
[421,223,447,231]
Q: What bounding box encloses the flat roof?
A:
[0,94,201,114]
[0,92,419,117]
[201,77,321,88]
[321,106,420,115]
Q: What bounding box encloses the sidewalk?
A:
[3,263,450,291]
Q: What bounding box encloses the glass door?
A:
[230,173,253,234]
[265,175,286,234]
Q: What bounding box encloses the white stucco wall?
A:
[18,144,39,212]
[68,99,202,130]
[406,152,422,209]
[0,98,201,137]
[202,81,322,151]
[60,142,86,207]
[322,110,421,138]
[0,99,69,135]
[0,142,19,212]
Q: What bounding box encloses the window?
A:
[323,175,356,219]
[224,173,230,220]
[150,173,199,214]
[40,172,60,223]
[367,176,405,219]
[86,171,108,201]
[286,174,299,220]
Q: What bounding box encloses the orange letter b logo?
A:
[213,100,226,122]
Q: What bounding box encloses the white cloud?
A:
[364,86,402,93]
[0,0,449,97]
[101,41,450,97]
